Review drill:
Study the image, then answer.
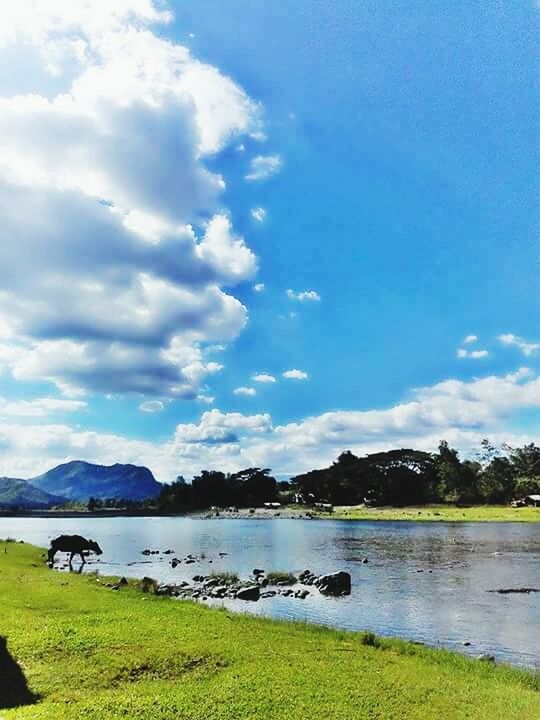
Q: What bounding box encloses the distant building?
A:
[314,502,333,511]
[512,494,540,508]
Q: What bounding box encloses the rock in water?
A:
[235,586,261,601]
[315,571,351,596]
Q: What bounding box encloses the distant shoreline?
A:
[1,504,538,522]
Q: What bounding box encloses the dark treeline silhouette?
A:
[158,468,277,512]
[85,440,540,512]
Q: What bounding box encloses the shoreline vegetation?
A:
[0,542,539,719]
[1,503,538,522]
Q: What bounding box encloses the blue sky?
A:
[0,1,538,480]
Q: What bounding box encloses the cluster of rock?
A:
[140,549,228,567]
[298,569,352,596]
[153,573,265,602]
[143,567,352,602]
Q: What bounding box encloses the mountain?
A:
[29,461,161,501]
[0,477,66,509]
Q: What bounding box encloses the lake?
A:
[1,516,539,667]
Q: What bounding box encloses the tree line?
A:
[289,440,540,507]
[87,439,540,512]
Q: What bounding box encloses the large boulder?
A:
[315,571,351,596]
[235,585,261,601]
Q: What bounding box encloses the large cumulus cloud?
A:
[0,1,259,398]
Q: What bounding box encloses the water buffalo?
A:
[47,535,103,566]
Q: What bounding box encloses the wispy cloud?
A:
[251,207,267,222]
[139,400,165,413]
[252,373,277,384]
[234,387,256,396]
[457,348,489,359]
[0,396,87,417]
[498,333,540,357]
[282,369,308,380]
[286,289,321,302]
[245,154,282,181]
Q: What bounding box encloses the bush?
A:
[360,632,380,648]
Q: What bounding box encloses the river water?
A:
[1,516,538,667]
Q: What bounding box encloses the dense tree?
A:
[158,476,192,512]
[513,477,540,497]
[508,443,540,479]
[479,456,516,503]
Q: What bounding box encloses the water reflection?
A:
[1,516,538,667]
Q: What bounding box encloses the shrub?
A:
[360,632,380,648]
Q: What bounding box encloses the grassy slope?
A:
[0,543,538,720]
[324,504,540,522]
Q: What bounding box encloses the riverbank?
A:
[192,504,540,522]
[0,542,538,719]
[328,504,540,522]
[1,503,538,522]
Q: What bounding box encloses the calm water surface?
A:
[2,517,539,667]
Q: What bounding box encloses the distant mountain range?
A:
[0,461,162,508]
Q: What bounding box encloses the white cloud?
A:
[174,409,271,444]
[498,333,540,357]
[196,394,215,405]
[283,369,308,380]
[463,334,478,344]
[252,373,277,384]
[234,387,256,396]
[245,154,282,181]
[139,400,165,413]
[286,289,321,302]
[2,369,540,481]
[0,1,261,401]
[251,207,267,222]
[457,348,489,359]
[253,283,265,293]
[0,396,87,418]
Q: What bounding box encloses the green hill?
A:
[0,477,65,509]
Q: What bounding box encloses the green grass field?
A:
[0,542,538,719]
[322,504,540,522]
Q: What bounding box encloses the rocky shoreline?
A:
[104,549,352,603]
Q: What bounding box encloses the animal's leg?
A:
[69,552,74,565]
[80,552,86,565]
[47,548,56,564]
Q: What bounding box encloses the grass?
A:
[265,571,297,585]
[324,504,540,523]
[206,571,240,585]
[0,542,538,720]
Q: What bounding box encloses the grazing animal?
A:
[47,535,103,566]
